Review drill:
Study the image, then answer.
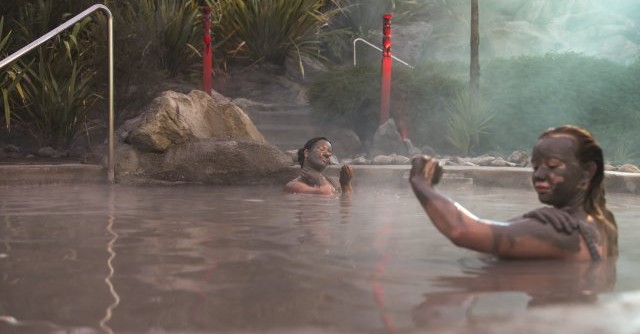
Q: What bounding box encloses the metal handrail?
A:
[0,4,115,183]
[353,37,414,69]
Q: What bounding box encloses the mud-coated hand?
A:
[339,165,353,187]
[523,206,579,235]
[410,155,443,186]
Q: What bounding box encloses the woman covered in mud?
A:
[410,125,617,261]
[284,137,353,196]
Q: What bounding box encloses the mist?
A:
[392,0,640,65]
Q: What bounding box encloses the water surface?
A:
[0,183,638,333]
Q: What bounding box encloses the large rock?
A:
[115,140,292,185]
[115,90,292,184]
[121,90,265,153]
[369,118,409,157]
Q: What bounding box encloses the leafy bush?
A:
[321,0,431,63]
[481,52,640,161]
[445,89,496,155]
[11,19,100,149]
[308,64,462,151]
[208,0,336,68]
[0,16,26,128]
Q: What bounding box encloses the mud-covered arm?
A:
[409,155,584,260]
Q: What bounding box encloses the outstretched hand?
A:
[410,155,443,187]
[523,207,579,235]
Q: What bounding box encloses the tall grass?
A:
[209,0,337,70]
[13,16,100,149]
[0,16,26,128]
[445,89,496,156]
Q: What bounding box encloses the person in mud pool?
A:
[410,125,617,261]
[284,137,353,196]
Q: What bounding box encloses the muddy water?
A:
[0,184,638,333]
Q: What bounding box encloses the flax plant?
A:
[12,18,99,149]
[0,16,26,128]
[131,0,201,77]
[445,89,496,156]
[209,0,338,72]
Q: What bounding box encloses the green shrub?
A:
[308,64,462,151]
[12,20,100,149]
[322,0,430,63]
[445,89,496,155]
[209,0,336,69]
[481,52,640,160]
[1,1,101,148]
[0,16,26,128]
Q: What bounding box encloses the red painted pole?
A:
[380,14,392,125]
[202,6,212,95]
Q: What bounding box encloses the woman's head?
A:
[297,137,332,170]
[532,125,605,216]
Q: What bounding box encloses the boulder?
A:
[115,90,291,184]
[370,118,408,157]
[121,90,265,153]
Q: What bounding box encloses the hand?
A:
[523,207,579,235]
[410,155,443,187]
[339,165,353,187]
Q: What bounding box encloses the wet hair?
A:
[297,137,329,168]
[538,125,616,231]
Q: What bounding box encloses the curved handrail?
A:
[353,37,414,69]
[0,4,115,183]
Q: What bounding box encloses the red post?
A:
[202,7,213,95]
[380,14,392,125]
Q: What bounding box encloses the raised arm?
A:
[409,156,588,260]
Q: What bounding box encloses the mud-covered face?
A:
[304,140,332,171]
[530,135,589,208]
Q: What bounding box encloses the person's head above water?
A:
[409,124,617,261]
[297,137,332,170]
[285,137,353,196]
[532,125,607,219]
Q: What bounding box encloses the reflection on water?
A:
[0,184,638,333]
[412,259,617,330]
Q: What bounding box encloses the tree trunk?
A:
[470,0,480,109]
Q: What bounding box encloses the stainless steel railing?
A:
[353,37,414,69]
[0,4,115,183]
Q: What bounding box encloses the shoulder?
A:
[491,217,585,260]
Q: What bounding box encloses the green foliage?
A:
[481,52,640,158]
[208,0,336,68]
[445,89,496,155]
[323,0,430,63]
[308,64,462,151]
[7,5,99,148]
[0,16,26,129]
[114,0,201,77]
[15,50,99,148]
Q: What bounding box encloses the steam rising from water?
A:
[394,0,640,64]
